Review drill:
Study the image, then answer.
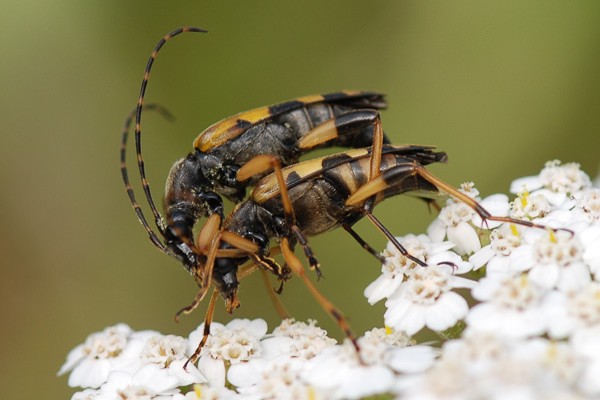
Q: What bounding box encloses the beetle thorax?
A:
[164,154,213,223]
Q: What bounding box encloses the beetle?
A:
[120,27,392,274]
[179,140,565,365]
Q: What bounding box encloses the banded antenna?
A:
[121,26,207,253]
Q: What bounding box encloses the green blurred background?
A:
[2,1,599,397]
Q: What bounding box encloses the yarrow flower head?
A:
[510,160,592,206]
[303,328,436,399]
[189,319,267,388]
[529,229,591,292]
[543,282,600,339]
[383,264,475,335]
[510,189,552,220]
[268,318,336,359]
[237,357,317,400]
[59,325,206,399]
[364,233,471,305]
[397,331,588,399]
[62,160,600,399]
[538,160,591,194]
[58,324,135,389]
[428,182,510,255]
[574,188,600,221]
[139,335,187,367]
[467,274,548,338]
[468,223,537,276]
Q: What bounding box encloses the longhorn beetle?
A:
[120,27,567,367]
[178,121,567,366]
[120,26,392,275]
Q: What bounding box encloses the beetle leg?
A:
[343,161,443,265]
[210,228,289,281]
[196,213,221,253]
[290,225,322,279]
[415,166,571,233]
[281,238,359,353]
[237,155,295,224]
[184,288,218,369]
[213,248,251,258]
[200,221,263,258]
[365,212,428,266]
[219,231,261,254]
[260,269,290,319]
[174,235,220,322]
[348,161,569,235]
[342,224,385,263]
[247,253,290,280]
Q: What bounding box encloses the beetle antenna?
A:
[121,104,174,252]
[134,26,208,235]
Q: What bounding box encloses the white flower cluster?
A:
[367,160,600,398]
[59,319,435,399]
[60,160,600,399]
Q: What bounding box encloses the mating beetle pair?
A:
[121,27,562,365]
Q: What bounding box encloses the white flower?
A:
[355,327,410,366]
[543,283,600,339]
[188,319,267,388]
[140,335,187,366]
[529,230,590,292]
[577,223,600,278]
[303,341,395,400]
[365,234,471,305]
[299,327,434,400]
[383,264,475,335]
[511,160,591,206]
[510,190,552,220]
[360,328,437,375]
[58,324,141,389]
[469,223,538,276]
[139,335,205,387]
[538,161,591,194]
[574,189,600,221]
[237,357,318,400]
[70,388,102,400]
[398,333,584,400]
[533,340,582,387]
[571,325,600,395]
[429,202,481,255]
[182,384,241,400]
[264,318,336,359]
[98,364,182,400]
[467,275,548,338]
[361,327,414,348]
[428,183,509,255]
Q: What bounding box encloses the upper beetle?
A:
[121,27,390,272]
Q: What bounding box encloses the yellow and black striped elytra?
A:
[122,26,392,274]
[250,146,442,204]
[194,92,386,152]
